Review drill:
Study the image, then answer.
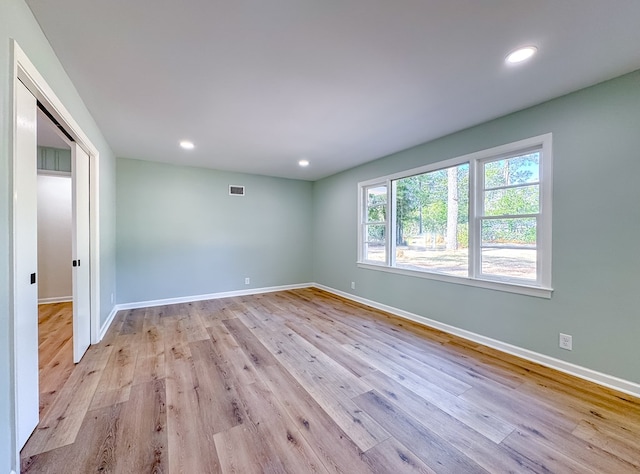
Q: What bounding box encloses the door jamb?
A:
[9,40,101,470]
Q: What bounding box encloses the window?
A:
[478,152,540,282]
[394,163,469,277]
[358,134,552,297]
[363,184,388,263]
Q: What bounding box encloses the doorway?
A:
[11,40,101,465]
[36,108,75,419]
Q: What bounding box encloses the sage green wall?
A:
[0,0,117,469]
[37,146,72,173]
[116,158,313,304]
[313,70,640,384]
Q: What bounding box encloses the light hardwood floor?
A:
[22,288,640,473]
[37,302,74,419]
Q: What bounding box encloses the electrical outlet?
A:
[245,277,250,285]
[559,333,572,351]
[351,281,356,290]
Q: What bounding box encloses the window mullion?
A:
[468,159,480,278]
[484,181,539,192]
[358,186,364,262]
[535,215,542,286]
[389,179,396,267]
[481,213,539,220]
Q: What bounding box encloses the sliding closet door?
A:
[72,143,91,362]
[14,80,40,448]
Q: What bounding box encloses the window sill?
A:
[356,262,553,299]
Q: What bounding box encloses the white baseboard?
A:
[38,296,72,304]
[98,283,316,340]
[115,283,314,311]
[313,283,640,399]
[98,305,119,342]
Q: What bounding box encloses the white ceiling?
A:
[26,0,640,181]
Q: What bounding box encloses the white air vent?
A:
[229,185,245,196]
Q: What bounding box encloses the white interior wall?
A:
[37,173,72,302]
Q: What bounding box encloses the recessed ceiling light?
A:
[179,140,195,150]
[506,46,538,64]
[298,159,310,167]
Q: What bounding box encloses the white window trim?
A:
[357,134,553,299]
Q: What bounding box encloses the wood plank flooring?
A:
[37,302,74,419]
[21,288,640,473]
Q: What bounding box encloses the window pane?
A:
[367,205,385,223]
[481,218,536,247]
[394,163,469,276]
[367,185,387,204]
[396,245,469,277]
[365,243,386,262]
[484,152,539,189]
[366,224,386,243]
[364,224,386,262]
[484,185,539,216]
[366,186,387,223]
[481,248,537,280]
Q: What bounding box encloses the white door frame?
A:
[9,40,101,469]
